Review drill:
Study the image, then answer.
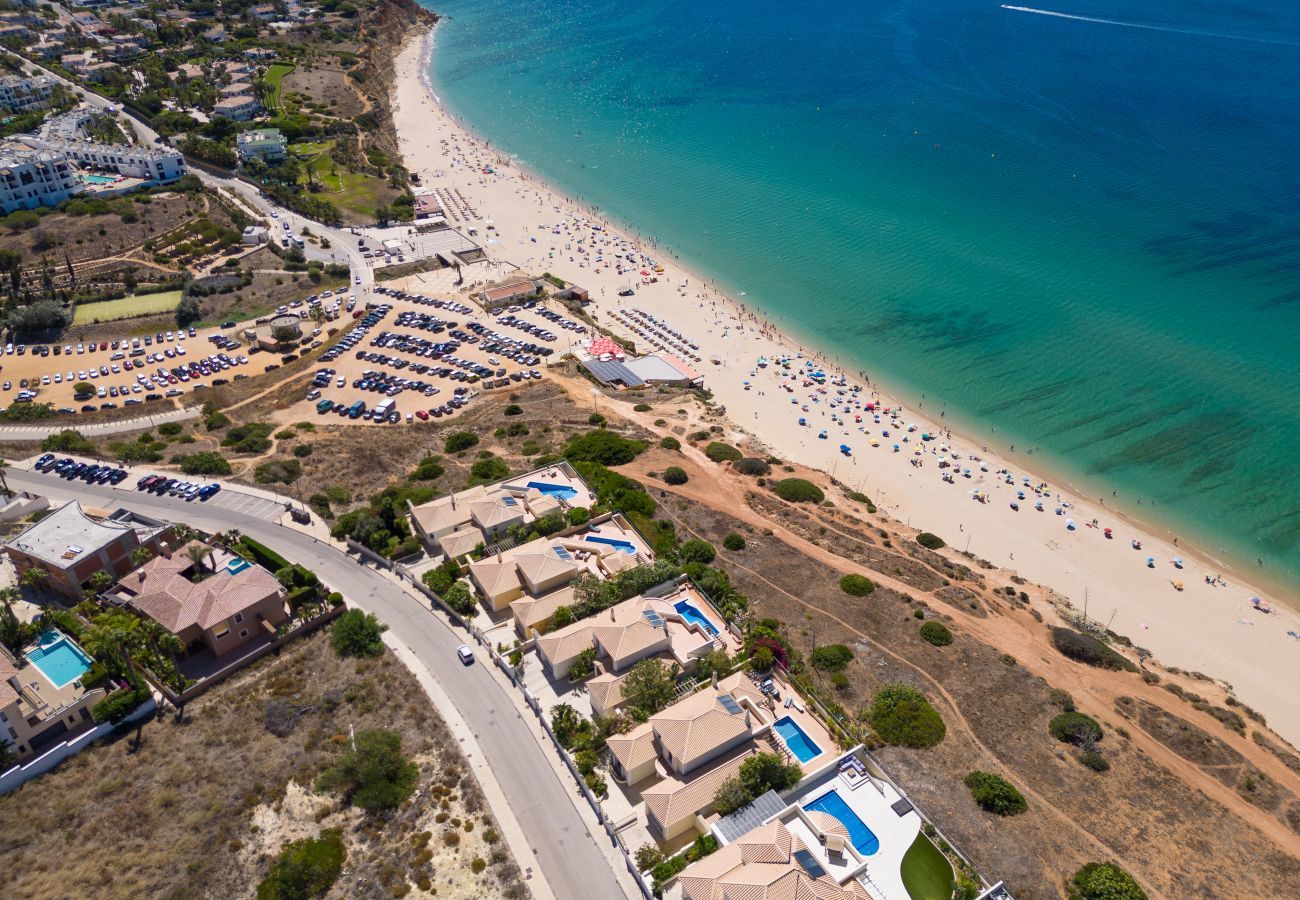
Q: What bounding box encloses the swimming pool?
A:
[802,789,880,856]
[80,174,118,185]
[26,630,94,689]
[526,480,579,501]
[585,535,638,554]
[674,599,718,636]
[226,556,252,575]
[774,715,823,763]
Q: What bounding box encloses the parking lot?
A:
[277,283,587,425]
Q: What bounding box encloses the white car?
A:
[456,645,475,665]
[270,210,278,218]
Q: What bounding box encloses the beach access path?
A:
[389,27,1300,747]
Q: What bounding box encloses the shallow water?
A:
[425,0,1300,586]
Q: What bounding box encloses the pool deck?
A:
[786,759,921,899]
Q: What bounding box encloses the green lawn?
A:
[900,832,955,900]
[263,62,295,111]
[290,140,396,219]
[72,290,182,325]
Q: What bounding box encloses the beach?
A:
[389,27,1300,747]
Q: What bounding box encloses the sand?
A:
[389,27,1300,747]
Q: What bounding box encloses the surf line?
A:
[1000,5,1300,46]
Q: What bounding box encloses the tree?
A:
[550,703,583,748]
[739,752,803,796]
[678,538,715,565]
[257,829,345,900]
[868,684,946,748]
[87,569,114,595]
[130,546,155,567]
[176,295,202,327]
[0,587,33,656]
[1069,863,1148,900]
[271,325,299,344]
[441,581,476,617]
[662,466,688,485]
[8,299,70,336]
[839,574,874,596]
[810,644,854,672]
[1049,712,1103,747]
[722,533,746,551]
[772,479,823,503]
[920,621,953,646]
[0,458,7,497]
[621,658,677,716]
[185,543,211,578]
[82,609,144,689]
[20,566,48,600]
[563,429,646,465]
[713,775,755,815]
[329,608,384,658]
[315,729,418,812]
[444,431,479,453]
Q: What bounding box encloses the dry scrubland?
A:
[0,630,526,900]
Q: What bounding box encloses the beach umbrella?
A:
[1172,557,1184,568]
[1146,556,1155,567]
[1066,520,1077,530]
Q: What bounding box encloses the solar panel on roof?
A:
[793,849,826,878]
[501,496,517,505]
[717,694,742,715]
[642,610,665,627]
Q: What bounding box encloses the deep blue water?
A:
[424,0,1300,586]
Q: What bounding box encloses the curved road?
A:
[5,467,626,900]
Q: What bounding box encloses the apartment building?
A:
[236,127,287,164]
[0,73,57,114]
[0,146,80,213]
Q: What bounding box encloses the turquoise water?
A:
[226,556,252,574]
[774,715,824,764]
[673,599,719,635]
[525,480,579,500]
[426,0,1300,586]
[585,534,638,554]
[803,789,880,855]
[26,630,93,689]
[80,174,118,185]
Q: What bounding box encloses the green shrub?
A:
[588,413,607,426]
[659,435,680,451]
[662,466,688,485]
[963,771,1027,816]
[442,582,476,617]
[444,431,479,453]
[773,478,824,503]
[171,451,232,475]
[421,560,461,595]
[684,833,717,862]
[468,457,510,486]
[293,444,313,458]
[1069,862,1147,900]
[410,455,445,481]
[239,537,289,572]
[916,532,946,550]
[91,686,150,724]
[204,411,230,430]
[563,429,646,465]
[679,538,716,565]
[158,422,183,436]
[1051,628,1136,672]
[704,442,742,463]
[722,533,746,551]
[920,621,953,646]
[567,507,590,526]
[1049,711,1103,746]
[256,829,345,900]
[869,684,946,748]
[1077,750,1111,772]
[651,854,688,892]
[330,609,385,658]
[839,573,875,596]
[810,644,854,672]
[254,458,302,484]
[315,729,418,812]
[41,429,95,454]
[503,404,523,416]
[733,457,771,476]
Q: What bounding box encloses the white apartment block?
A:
[0,74,57,114]
[0,148,81,213]
[36,138,186,182]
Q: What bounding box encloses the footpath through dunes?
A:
[613,447,1300,896]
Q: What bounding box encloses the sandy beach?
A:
[389,27,1300,747]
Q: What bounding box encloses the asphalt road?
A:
[6,467,626,900]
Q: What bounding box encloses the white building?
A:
[236,127,286,164]
[0,74,57,114]
[0,147,80,213]
[25,110,187,185]
[212,95,261,121]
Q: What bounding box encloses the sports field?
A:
[72,290,182,325]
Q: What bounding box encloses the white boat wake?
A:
[999,5,1300,46]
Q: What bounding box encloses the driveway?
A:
[4,467,629,900]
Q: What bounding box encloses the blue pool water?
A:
[674,599,718,636]
[774,716,823,763]
[585,535,637,554]
[803,789,880,856]
[79,174,118,185]
[26,631,93,689]
[526,481,579,501]
[226,556,252,575]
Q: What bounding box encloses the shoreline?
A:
[394,21,1300,746]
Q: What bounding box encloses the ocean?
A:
[422,0,1300,587]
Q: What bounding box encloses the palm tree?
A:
[184,543,209,580]
[87,569,114,596]
[137,618,185,691]
[130,546,154,568]
[0,458,10,497]
[82,610,142,690]
[0,587,29,656]
[20,566,48,601]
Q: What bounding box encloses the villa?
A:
[606,671,834,844]
[0,631,105,762]
[4,502,170,599]
[408,461,595,559]
[666,747,946,900]
[105,541,287,658]
[535,580,737,704]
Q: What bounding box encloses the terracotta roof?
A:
[468,558,522,599]
[0,651,20,708]
[678,820,868,900]
[120,547,282,634]
[513,551,580,589]
[604,721,657,772]
[643,745,755,831]
[651,683,752,770]
[534,621,597,666]
[470,498,520,530]
[438,527,484,559]
[592,617,668,667]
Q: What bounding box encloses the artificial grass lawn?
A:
[263,62,294,110]
[72,290,182,324]
[900,832,955,900]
